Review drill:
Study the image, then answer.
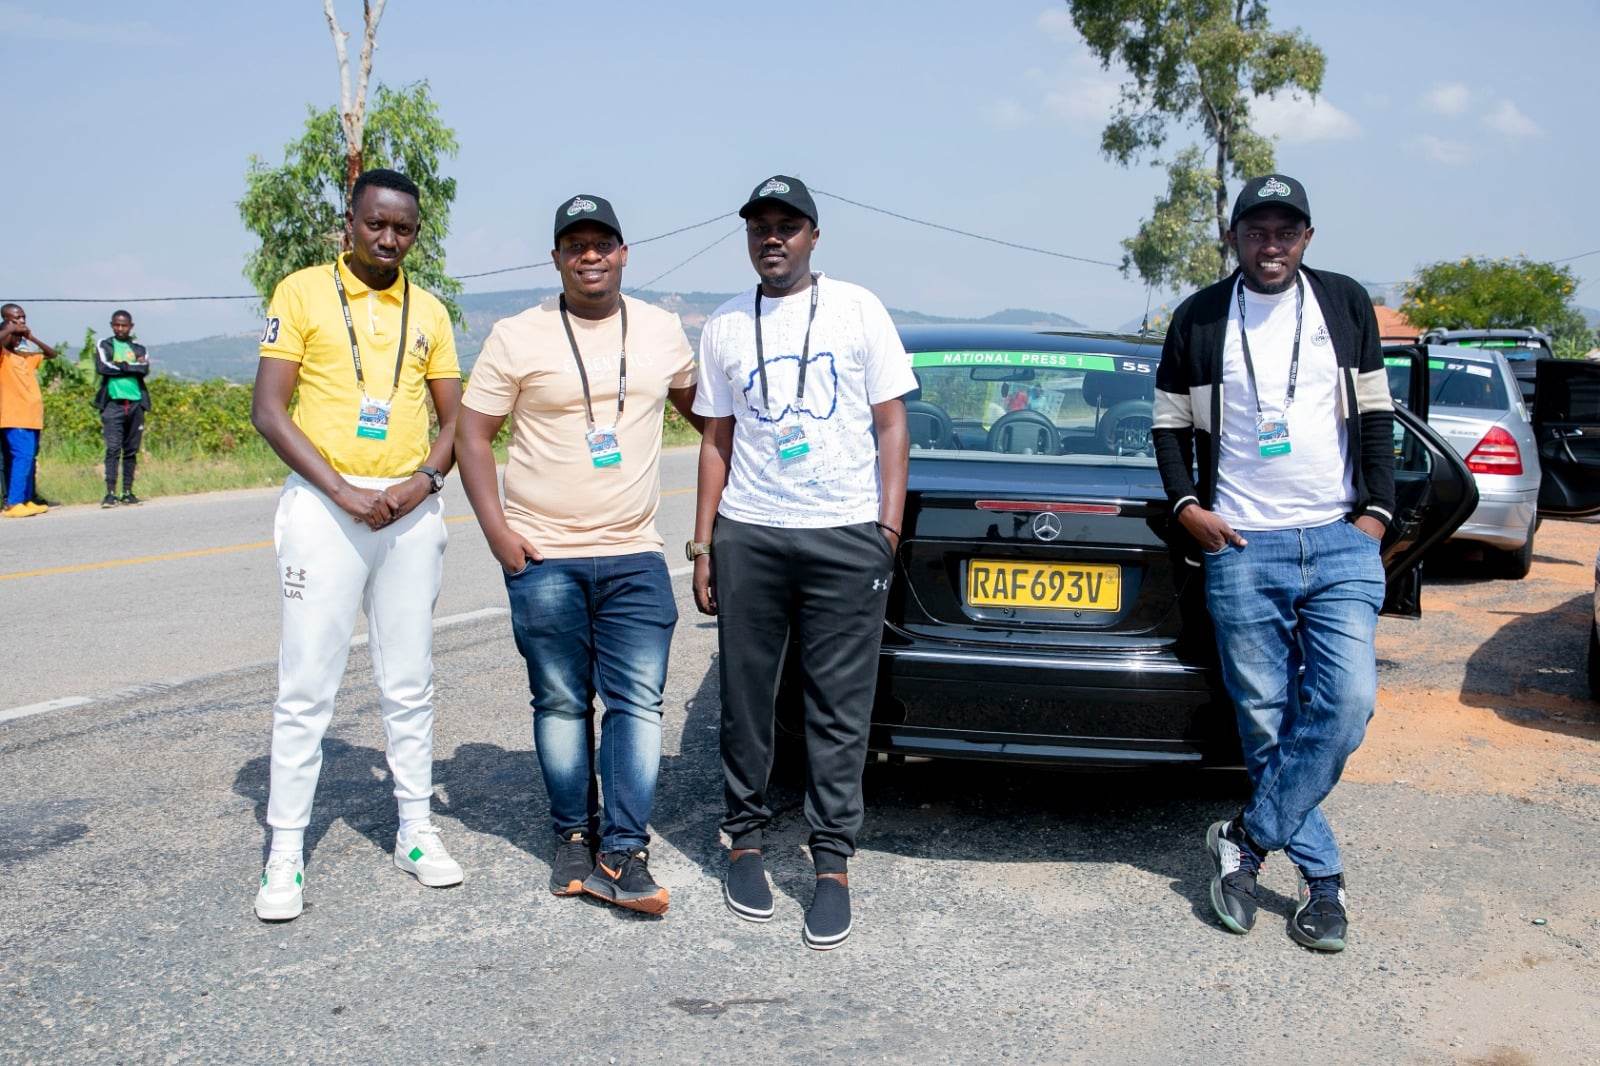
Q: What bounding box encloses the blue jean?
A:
[1204,518,1385,878]
[3,428,39,506]
[504,551,678,853]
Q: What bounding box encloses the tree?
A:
[1401,256,1579,334]
[238,82,462,322]
[324,0,388,209]
[1065,0,1325,290]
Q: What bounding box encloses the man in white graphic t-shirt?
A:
[691,174,914,951]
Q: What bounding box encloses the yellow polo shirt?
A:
[259,256,459,478]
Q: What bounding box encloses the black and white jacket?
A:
[93,338,152,412]
[1151,266,1395,534]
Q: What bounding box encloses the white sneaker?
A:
[394,824,464,887]
[254,852,305,921]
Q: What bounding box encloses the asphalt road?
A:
[2,460,1598,1064]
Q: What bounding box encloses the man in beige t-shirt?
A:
[456,194,700,916]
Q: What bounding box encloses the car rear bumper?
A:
[873,643,1240,768]
[1448,487,1538,549]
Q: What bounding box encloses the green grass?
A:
[37,443,289,505]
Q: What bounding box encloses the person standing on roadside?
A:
[94,310,152,507]
[456,195,701,916]
[248,168,464,923]
[0,302,61,518]
[692,175,913,951]
[1151,174,1395,953]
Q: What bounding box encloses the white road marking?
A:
[2,570,697,726]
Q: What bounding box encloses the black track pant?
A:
[101,403,145,493]
[714,516,893,873]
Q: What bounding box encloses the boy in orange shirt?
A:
[0,303,61,517]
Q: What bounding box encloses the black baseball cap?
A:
[553,194,623,245]
[1229,174,1311,230]
[738,174,818,227]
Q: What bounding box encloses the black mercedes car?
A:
[790,325,1477,769]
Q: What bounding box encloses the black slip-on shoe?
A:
[100,494,118,508]
[120,492,142,506]
[582,849,669,915]
[1206,819,1264,934]
[1290,873,1349,952]
[802,877,852,951]
[723,850,775,923]
[549,830,594,897]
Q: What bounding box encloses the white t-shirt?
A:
[1213,274,1353,531]
[694,274,916,528]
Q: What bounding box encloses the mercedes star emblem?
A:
[1032,512,1062,541]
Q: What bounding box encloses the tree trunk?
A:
[324,0,387,247]
[1214,128,1231,280]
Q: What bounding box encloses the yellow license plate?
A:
[966,560,1121,611]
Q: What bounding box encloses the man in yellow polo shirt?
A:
[248,168,464,922]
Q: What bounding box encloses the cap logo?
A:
[1258,178,1293,198]
[566,197,598,217]
[757,179,791,196]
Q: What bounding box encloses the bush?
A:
[40,374,258,457]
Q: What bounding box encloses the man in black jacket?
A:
[94,309,151,506]
[1152,174,1394,953]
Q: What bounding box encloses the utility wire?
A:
[628,224,744,295]
[452,209,737,281]
[811,188,1124,270]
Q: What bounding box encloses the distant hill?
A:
[152,288,1087,382]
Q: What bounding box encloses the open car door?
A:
[1379,345,1480,617]
[1533,360,1600,519]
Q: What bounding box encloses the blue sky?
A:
[3,0,1596,344]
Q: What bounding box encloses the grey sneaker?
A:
[1290,873,1349,952]
[1206,818,1264,934]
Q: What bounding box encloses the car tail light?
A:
[1465,426,1523,476]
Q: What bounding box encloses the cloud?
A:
[1422,82,1471,116]
[1416,134,1472,166]
[982,99,1031,130]
[1483,99,1543,139]
[1041,77,1120,125]
[1036,8,1077,41]
[0,3,168,44]
[1252,93,1361,143]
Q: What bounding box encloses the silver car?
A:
[1387,344,1542,578]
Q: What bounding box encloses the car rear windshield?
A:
[1385,356,1510,412]
[905,349,1157,464]
[1443,339,1549,362]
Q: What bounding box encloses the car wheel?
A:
[1495,515,1536,580]
[1589,622,1600,702]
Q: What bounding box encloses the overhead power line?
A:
[6,187,1594,304]
[811,188,1124,270]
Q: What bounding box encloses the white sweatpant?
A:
[265,473,448,837]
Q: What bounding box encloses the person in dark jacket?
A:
[1151,174,1394,954]
[94,309,152,506]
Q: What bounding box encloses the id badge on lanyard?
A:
[1256,415,1291,457]
[560,295,627,470]
[755,275,820,469]
[776,422,810,463]
[333,260,409,443]
[587,425,622,468]
[357,395,392,440]
[1237,274,1304,462]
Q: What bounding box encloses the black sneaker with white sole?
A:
[549,830,594,897]
[1206,818,1265,934]
[802,876,852,951]
[724,850,775,922]
[1291,873,1349,952]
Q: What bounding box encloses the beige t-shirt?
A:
[463,294,695,557]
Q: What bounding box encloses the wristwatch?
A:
[685,540,711,562]
[416,465,446,494]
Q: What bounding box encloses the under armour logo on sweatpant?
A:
[871,577,890,591]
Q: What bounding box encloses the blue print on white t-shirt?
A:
[739,351,838,424]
